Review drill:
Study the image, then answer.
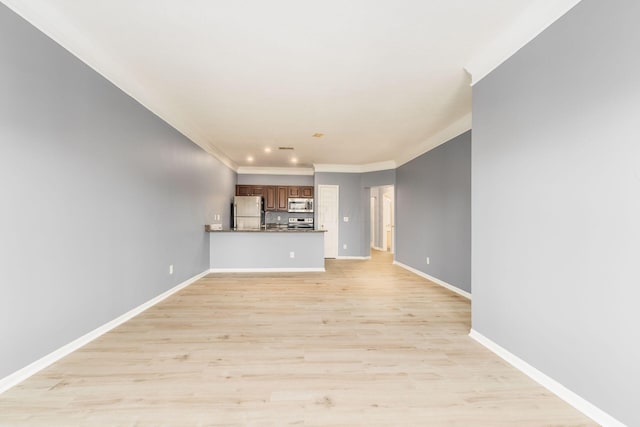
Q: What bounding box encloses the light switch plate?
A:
[343,217,349,222]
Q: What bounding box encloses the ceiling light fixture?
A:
[291,157,298,164]
[264,147,272,153]
[247,156,254,162]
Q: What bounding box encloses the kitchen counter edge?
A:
[205,226,325,233]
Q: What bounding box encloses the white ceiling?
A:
[3,0,582,171]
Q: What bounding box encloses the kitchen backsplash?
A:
[265,211,313,225]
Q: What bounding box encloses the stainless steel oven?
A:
[288,198,313,213]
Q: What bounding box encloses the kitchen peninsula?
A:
[206,227,325,272]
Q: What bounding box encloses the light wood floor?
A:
[0,251,595,426]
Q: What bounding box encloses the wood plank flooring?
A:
[0,251,596,426]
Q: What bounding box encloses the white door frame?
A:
[382,186,395,253]
[383,194,390,252]
[370,195,376,248]
[317,185,339,258]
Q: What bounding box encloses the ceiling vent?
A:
[278,147,294,150]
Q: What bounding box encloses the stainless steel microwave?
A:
[288,198,314,213]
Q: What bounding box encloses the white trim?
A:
[393,261,471,300]
[465,0,583,86]
[371,246,385,252]
[394,114,472,167]
[359,161,397,173]
[0,269,209,395]
[209,268,325,273]
[469,329,626,427]
[0,0,238,172]
[313,161,396,174]
[1,0,581,172]
[334,256,371,260]
[236,166,315,176]
[382,191,394,253]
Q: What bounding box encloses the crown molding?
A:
[359,161,397,173]
[236,167,315,176]
[9,0,566,171]
[1,0,238,172]
[394,113,472,167]
[465,0,583,86]
[313,161,396,174]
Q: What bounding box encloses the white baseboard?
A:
[335,256,371,260]
[469,329,625,427]
[209,267,325,273]
[0,269,209,395]
[371,246,385,251]
[392,261,471,299]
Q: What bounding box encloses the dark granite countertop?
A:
[205,225,325,233]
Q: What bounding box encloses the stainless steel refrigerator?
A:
[233,196,263,230]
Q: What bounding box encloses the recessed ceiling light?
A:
[312,133,324,138]
[291,157,298,164]
[264,147,272,153]
[247,156,254,162]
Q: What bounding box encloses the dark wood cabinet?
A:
[301,186,313,198]
[287,186,313,198]
[265,186,277,211]
[236,185,252,196]
[236,185,313,211]
[277,186,289,211]
[288,186,300,197]
[236,185,264,196]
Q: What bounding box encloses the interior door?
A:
[383,188,394,253]
[318,185,339,258]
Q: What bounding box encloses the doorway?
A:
[317,185,339,258]
[370,196,376,248]
[370,185,394,254]
[383,191,394,252]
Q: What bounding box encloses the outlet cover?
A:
[343,217,349,222]
[343,244,347,250]
[290,251,295,258]
[169,264,174,274]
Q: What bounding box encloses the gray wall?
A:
[0,4,236,380]
[361,170,396,256]
[210,232,324,270]
[472,0,639,425]
[315,173,364,257]
[361,169,396,188]
[395,131,471,293]
[314,170,395,258]
[237,174,314,186]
